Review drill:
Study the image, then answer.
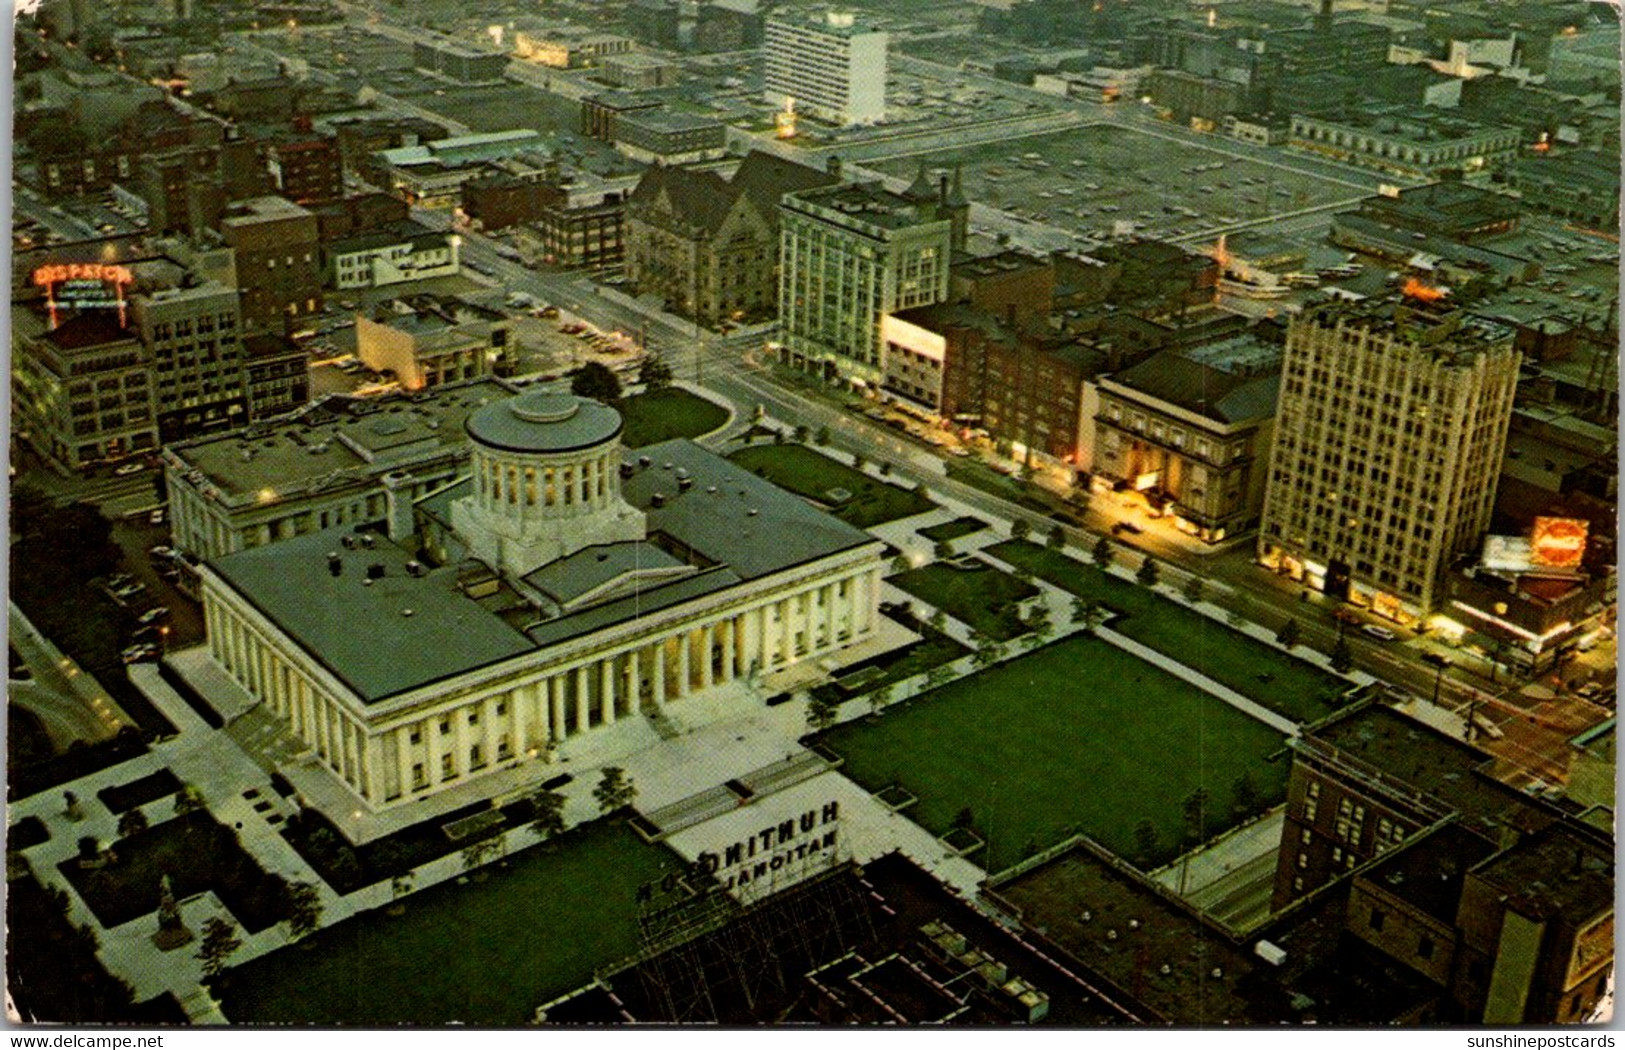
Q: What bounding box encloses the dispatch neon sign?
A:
[33,263,134,328]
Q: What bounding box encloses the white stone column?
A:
[396,727,413,795]
[512,687,528,757]
[698,625,713,691]
[452,706,469,778]
[824,584,838,650]
[677,634,691,698]
[600,659,616,725]
[653,643,667,706]
[483,696,498,768]
[625,649,640,713]
[575,665,591,731]
[427,713,443,782]
[549,676,564,742]
[364,734,385,803]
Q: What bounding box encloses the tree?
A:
[529,788,567,843]
[1028,604,1053,642]
[934,540,955,561]
[1092,535,1114,568]
[593,766,637,814]
[570,361,622,404]
[173,784,204,817]
[387,872,414,916]
[1182,787,1211,844]
[806,694,838,733]
[1330,634,1354,674]
[880,462,892,476]
[970,640,999,669]
[1276,618,1301,649]
[953,807,977,831]
[460,836,502,879]
[794,424,810,443]
[869,684,893,716]
[284,881,322,942]
[924,665,953,690]
[1047,524,1066,549]
[1132,819,1160,863]
[1010,518,1031,541]
[1182,575,1205,605]
[76,835,100,863]
[1232,772,1260,815]
[117,809,148,839]
[196,917,242,981]
[815,425,831,445]
[1136,556,1160,588]
[890,554,911,575]
[852,451,866,471]
[915,484,930,502]
[639,351,673,392]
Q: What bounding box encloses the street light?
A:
[1422,652,1450,707]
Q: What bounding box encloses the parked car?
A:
[149,508,166,526]
[112,582,146,600]
[149,545,175,560]
[115,462,146,476]
[137,606,171,626]
[1360,624,1397,642]
[121,644,159,664]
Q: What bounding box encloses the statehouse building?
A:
[196,389,885,819]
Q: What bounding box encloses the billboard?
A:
[1531,517,1588,569]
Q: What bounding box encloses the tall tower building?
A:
[778,181,952,382]
[763,10,887,126]
[1258,296,1520,621]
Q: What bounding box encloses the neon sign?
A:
[32,263,134,329]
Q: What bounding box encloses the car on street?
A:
[115,462,146,476]
[137,607,170,626]
[121,644,159,664]
[149,508,167,526]
[1360,624,1398,642]
[149,545,175,560]
[1111,521,1143,536]
[112,582,146,600]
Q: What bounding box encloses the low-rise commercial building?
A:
[323,220,461,291]
[1289,107,1521,177]
[514,26,635,69]
[515,193,626,273]
[413,38,509,84]
[611,110,727,165]
[355,295,513,391]
[1093,334,1282,543]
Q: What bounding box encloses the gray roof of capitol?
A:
[464,392,623,454]
[623,439,877,580]
[208,527,536,704]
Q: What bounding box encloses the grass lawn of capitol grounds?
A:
[4,0,1618,1034]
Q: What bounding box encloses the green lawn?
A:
[620,388,729,447]
[821,635,1290,873]
[817,624,971,705]
[918,516,989,544]
[727,444,936,528]
[889,561,1040,643]
[221,820,681,1025]
[985,541,1346,724]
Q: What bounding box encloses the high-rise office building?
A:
[778,179,952,382]
[763,11,886,126]
[1258,295,1520,620]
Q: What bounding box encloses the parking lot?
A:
[869,123,1368,242]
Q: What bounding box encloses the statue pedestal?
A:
[153,922,195,951]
